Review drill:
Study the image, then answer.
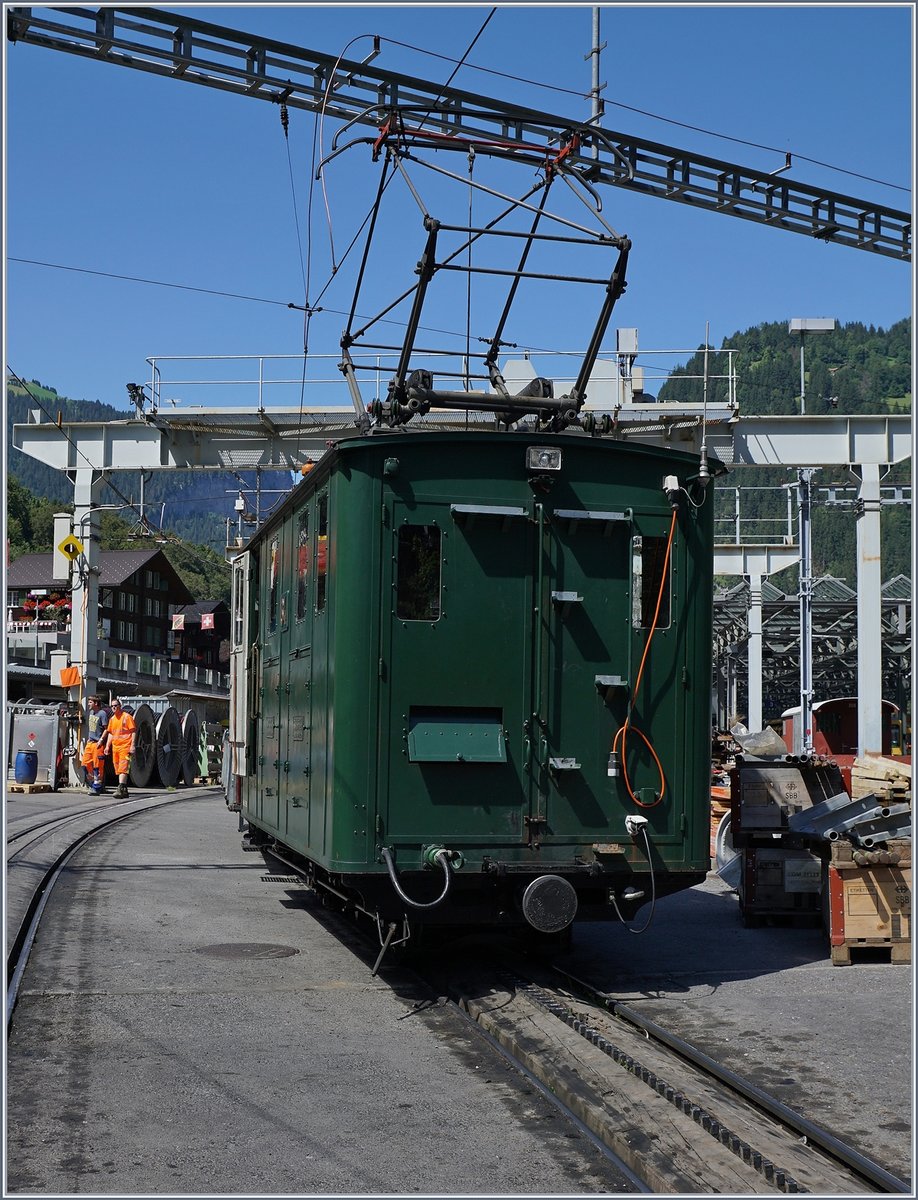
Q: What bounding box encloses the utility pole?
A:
[797,468,817,755]
[586,8,606,159]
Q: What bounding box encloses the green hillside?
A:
[657,318,911,585]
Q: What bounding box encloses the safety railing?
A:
[141,345,739,415]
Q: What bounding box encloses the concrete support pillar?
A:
[747,575,764,732]
[853,462,884,755]
[67,469,103,782]
[797,469,816,756]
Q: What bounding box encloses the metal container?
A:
[739,846,823,925]
[6,704,64,788]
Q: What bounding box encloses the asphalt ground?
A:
[5,790,914,1193]
[5,791,634,1196]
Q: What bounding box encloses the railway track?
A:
[414,954,912,1195]
[254,846,910,1195]
[5,787,217,1026]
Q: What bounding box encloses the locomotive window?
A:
[296,508,310,620]
[316,494,328,613]
[397,525,441,621]
[268,536,280,633]
[632,534,671,629]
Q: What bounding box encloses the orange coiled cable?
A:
[612,506,678,809]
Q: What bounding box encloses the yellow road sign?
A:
[58,535,84,560]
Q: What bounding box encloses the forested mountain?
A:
[659,318,911,414]
[7,317,912,590]
[657,318,911,586]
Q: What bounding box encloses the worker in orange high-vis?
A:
[102,697,137,798]
[80,694,109,794]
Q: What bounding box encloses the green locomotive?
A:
[229,428,716,957]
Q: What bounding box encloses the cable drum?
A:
[714,811,742,889]
[155,707,183,788]
[180,709,201,786]
[129,704,157,788]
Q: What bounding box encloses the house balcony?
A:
[6,624,228,699]
[6,620,70,665]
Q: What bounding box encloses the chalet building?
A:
[170,600,231,670]
[6,548,228,703]
[7,549,194,655]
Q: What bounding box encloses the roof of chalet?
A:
[7,549,195,603]
[173,600,228,616]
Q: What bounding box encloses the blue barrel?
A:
[15,750,39,785]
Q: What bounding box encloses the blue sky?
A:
[4,3,913,411]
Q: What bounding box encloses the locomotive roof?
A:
[245,427,712,550]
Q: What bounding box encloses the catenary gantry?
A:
[6,5,911,260]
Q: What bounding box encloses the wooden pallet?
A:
[823,858,911,965]
[830,838,911,869]
[7,782,54,794]
[830,938,911,966]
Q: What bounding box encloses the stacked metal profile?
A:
[728,753,912,959]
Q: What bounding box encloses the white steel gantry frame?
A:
[13,406,910,760]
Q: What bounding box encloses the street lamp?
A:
[787,317,837,754]
[788,317,836,415]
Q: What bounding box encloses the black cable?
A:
[281,108,309,300]
[411,8,497,136]
[7,254,481,342]
[8,257,292,307]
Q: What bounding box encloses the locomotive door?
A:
[284,648,312,849]
[540,505,685,843]
[381,498,534,846]
[256,531,286,834]
[258,657,282,831]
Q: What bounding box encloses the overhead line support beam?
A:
[5,5,910,260]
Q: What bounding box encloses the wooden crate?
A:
[823,852,911,965]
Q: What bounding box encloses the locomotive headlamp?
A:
[527,446,562,472]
